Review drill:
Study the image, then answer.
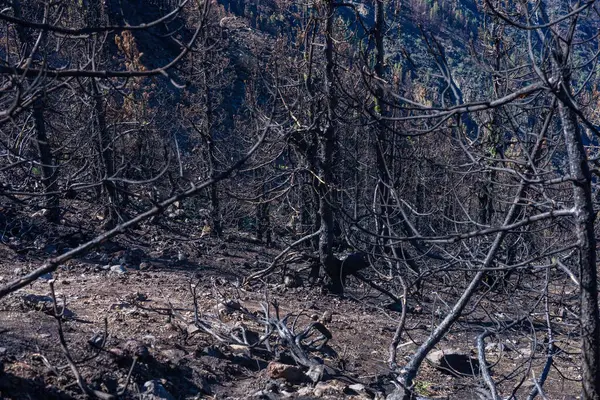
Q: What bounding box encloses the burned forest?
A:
[1,0,600,399]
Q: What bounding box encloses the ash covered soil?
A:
[0,223,583,399]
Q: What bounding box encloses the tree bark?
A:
[91,79,119,229]
[318,0,339,290]
[14,0,60,222]
[32,99,60,222]
[373,0,394,245]
[557,94,600,400]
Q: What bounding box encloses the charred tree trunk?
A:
[256,183,271,246]
[373,0,403,263]
[32,99,60,223]
[86,2,119,229]
[373,0,394,246]
[317,0,339,291]
[202,71,222,237]
[91,79,119,229]
[547,11,600,396]
[558,92,600,400]
[13,1,60,222]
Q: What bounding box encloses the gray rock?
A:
[313,380,346,397]
[161,348,186,364]
[22,294,53,307]
[141,380,174,400]
[321,311,333,324]
[348,383,366,393]
[266,362,306,384]
[21,294,75,318]
[283,273,301,288]
[88,333,106,348]
[110,265,127,274]
[426,348,480,376]
[187,324,200,335]
[306,364,324,383]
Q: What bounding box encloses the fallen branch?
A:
[190,293,331,383]
[476,330,500,400]
[49,281,114,400]
[388,263,408,369]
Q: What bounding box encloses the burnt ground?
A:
[0,218,585,399]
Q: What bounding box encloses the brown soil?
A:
[0,224,583,399]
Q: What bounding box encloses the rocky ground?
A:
[0,219,584,399]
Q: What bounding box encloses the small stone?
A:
[161,348,186,363]
[124,340,149,360]
[187,324,200,335]
[306,364,324,383]
[426,348,480,376]
[229,344,252,358]
[164,323,177,331]
[110,265,127,274]
[266,362,306,384]
[108,348,125,358]
[518,347,533,358]
[296,387,313,396]
[283,273,301,288]
[135,292,148,301]
[22,294,53,308]
[88,333,105,348]
[314,380,346,396]
[214,299,241,316]
[348,383,366,393]
[142,380,174,400]
[321,311,333,324]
